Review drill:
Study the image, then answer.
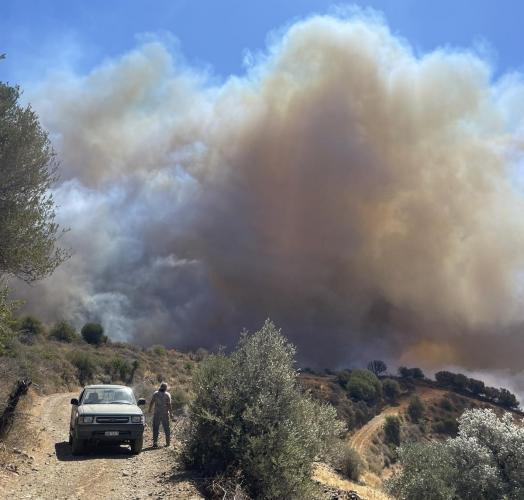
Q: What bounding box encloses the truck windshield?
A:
[81,388,136,405]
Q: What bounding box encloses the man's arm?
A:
[167,393,173,418]
[148,393,155,413]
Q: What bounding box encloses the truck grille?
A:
[95,416,130,424]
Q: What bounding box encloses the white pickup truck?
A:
[69,384,146,455]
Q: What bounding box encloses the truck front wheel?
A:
[131,435,143,454]
[71,436,85,456]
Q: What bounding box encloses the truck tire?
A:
[131,435,143,455]
[71,436,85,456]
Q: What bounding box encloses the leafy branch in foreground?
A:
[0,82,69,283]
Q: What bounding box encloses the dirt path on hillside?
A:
[0,392,203,499]
[349,386,447,456]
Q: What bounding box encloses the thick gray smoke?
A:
[14,14,524,370]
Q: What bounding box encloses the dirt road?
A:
[349,386,446,456]
[0,392,203,500]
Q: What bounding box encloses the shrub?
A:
[382,379,401,404]
[17,315,45,337]
[398,366,425,379]
[498,388,519,409]
[172,388,190,410]
[339,446,362,481]
[484,386,500,401]
[384,415,401,446]
[150,344,166,356]
[452,373,468,391]
[388,409,524,499]
[347,369,382,404]
[435,370,455,386]
[467,377,485,396]
[81,323,106,345]
[49,320,78,342]
[432,417,458,436]
[336,370,352,388]
[329,443,362,481]
[69,352,97,385]
[184,320,343,499]
[407,396,425,423]
[367,360,387,376]
[439,398,454,412]
[107,357,132,382]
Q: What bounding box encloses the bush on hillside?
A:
[382,378,401,404]
[398,366,425,379]
[336,369,352,388]
[17,315,45,337]
[81,323,107,345]
[69,351,97,385]
[384,415,401,446]
[328,442,362,482]
[347,369,382,404]
[467,378,485,396]
[49,320,78,342]
[184,320,344,499]
[498,388,519,409]
[407,395,425,423]
[432,417,458,436]
[107,357,133,383]
[387,409,524,499]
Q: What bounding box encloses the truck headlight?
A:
[79,416,94,424]
[131,415,144,424]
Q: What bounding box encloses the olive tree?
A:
[387,408,524,499]
[184,320,343,499]
[0,82,67,283]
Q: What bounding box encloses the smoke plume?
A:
[15,13,524,370]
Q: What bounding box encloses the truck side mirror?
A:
[71,398,79,405]
[137,398,146,406]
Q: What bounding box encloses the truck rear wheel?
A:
[131,435,143,455]
[71,436,85,456]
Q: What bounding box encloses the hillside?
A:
[0,331,521,499]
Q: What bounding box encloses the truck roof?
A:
[84,384,130,389]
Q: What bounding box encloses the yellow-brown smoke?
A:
[16,14,524,370]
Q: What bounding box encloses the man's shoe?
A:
[152,443,158,448]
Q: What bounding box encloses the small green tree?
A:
[347,369,382,404]
[185,320,343,499]
[384,415,401,446]
[69,352,97,385]
[49,320,78,342]
[407,395,425,423]
[498,388,519,409]
[382,379,401,404]
[81,323,106,345]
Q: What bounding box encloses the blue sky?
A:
[1,0,524,85]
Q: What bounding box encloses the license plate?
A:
[105,431,119,436]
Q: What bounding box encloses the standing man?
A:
[148,381,173,447]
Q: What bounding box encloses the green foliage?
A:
[467,378,485,396]
[338,446,362,481]
[185,320,343,499]
[435,370,455,386]
[347,369,382,404]
[384,415,401,446]
[367,360,387,376]
[336,369,351,388]
[388,409,524,499]
[150,344,167,356]
[48,320,78,342]
[398,366,425,379]
[407,395,425,423]
[498,388,519,409]
[432,417,458,436]
[81,323,106,345]
[0,283,17,354]
[68,351,97,385]
[17,315,45,336]
[107,357,132,382]
[172,387,190,409]
[0,82,68,283]
[382,378,401,404]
